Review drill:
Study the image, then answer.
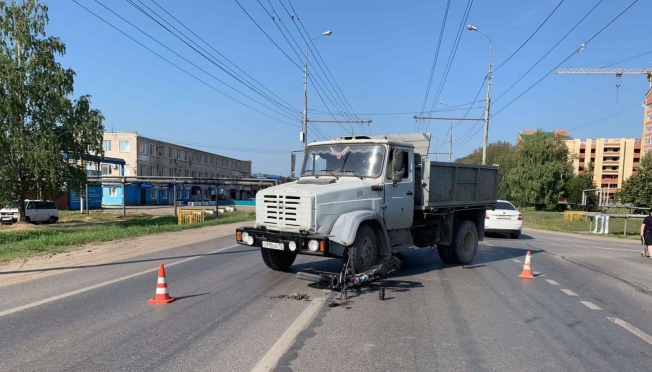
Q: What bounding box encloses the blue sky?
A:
[48,0,650,175]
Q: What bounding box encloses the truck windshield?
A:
[302,144,386,178]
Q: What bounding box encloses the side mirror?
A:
[392,149,405,184]
[290,153,296,173]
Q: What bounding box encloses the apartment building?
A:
[642,87,652,154]
[564,138,641,201]
[99,132,253,204]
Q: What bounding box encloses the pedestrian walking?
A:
[639,208,652,258]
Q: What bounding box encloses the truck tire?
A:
[350,225,378,273]
[437,245,455,264]
[450,220,478,265]
[261,249,297,271]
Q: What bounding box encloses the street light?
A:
[302,30,332,148]
[440,101,453,162]
[466,24,492,165]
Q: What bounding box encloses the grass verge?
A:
[57,210,152,223]
[0,211,255,263]
[522,210,642,240]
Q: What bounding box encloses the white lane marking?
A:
[545,279,560,285]
[580,301,602,310]
[527,243,637,252]
[0,244,240,319]
[251,297,326,372]
[511,259,522,264]
[607,317,652,345]
[560,289,578,296]
[485,243,493,247]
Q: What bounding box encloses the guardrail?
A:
[178,209,206,225]
[581,213,646,236]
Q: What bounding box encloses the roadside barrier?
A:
[148,264,176,304]
[178,209,206,225]
[518,251,535,280]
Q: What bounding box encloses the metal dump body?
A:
[418,161,498,209]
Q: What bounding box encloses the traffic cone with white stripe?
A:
[148,264,177,304]
[518,251,535,280]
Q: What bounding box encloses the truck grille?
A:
[260,193,311,231]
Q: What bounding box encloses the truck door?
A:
[383,147,414,230]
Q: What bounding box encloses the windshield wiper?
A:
[316,169,339,179]
[343,170,364,180]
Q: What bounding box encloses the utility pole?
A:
[467,25,493,165]
[302,31,332,148]
[439,101,454,162]
[413,116,484,162]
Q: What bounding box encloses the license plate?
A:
[262,241,284,250]
[497,216,511,220]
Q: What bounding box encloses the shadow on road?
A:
[0,248,259,275]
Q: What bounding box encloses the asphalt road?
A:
[1,228,651,371]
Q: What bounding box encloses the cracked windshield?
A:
[302,144,385,178]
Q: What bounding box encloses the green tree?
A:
[0,0,104,221]
[617,151,652,207]
[455,141,515,165]
[504,131,571,210]
[564,162,597,211]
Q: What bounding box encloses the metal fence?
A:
[178,209,206,225]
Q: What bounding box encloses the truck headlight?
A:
[288,241,297,251]
[308,240,319,252]
[242,232,254,246]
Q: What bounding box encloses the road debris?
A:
[270,293,310,301]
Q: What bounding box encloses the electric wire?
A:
[426,0,475,133]
[73,0,300,128]
[127,0,300,120]
[418,0,451,131]
[493,0,604,104]
[493,0,566,72]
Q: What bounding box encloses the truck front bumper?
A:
[235,227,336,257]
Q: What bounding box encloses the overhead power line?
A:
[491,0,640,118]
[568,104,641,130]
[73,0,300,128]
[148,0,300,114]
[419,0,451,127]
[493,0,566,72]
[426,0,475,133]
[493,0,604,104]
[126,0,300,120]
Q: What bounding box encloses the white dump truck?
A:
[236,133,498,273]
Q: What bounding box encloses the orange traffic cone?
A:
[518,251,536,279]
[148,264,177,304]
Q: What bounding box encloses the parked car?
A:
[0,200,59,224]
[484,200,522,239]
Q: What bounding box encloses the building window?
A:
[119,141,130,152]
[161,188,168,200]
[150,144,156,155]
[169,168,174,177]
[648,114,652,121]
[158,167,164,177]
[185,188,190,199]
[139,142,147,154]
[221,159,225,167]
[185,170,189,177]
[101,164,111,175]
[150,188,158,199]
[109,186,117,197]
[102,140,112,152]
[646,138,652,145]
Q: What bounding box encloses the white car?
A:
[0,200,59,224]
[484,200,523,239]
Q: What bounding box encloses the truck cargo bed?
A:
[417,161,498,209]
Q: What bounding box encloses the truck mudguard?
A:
[328,210,391,254]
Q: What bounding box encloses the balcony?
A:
[601,168,620,174]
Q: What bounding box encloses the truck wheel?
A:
[450,220,478,265]
[437,245,455,264]
[350,225,378,273]
[261,249,297,271]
